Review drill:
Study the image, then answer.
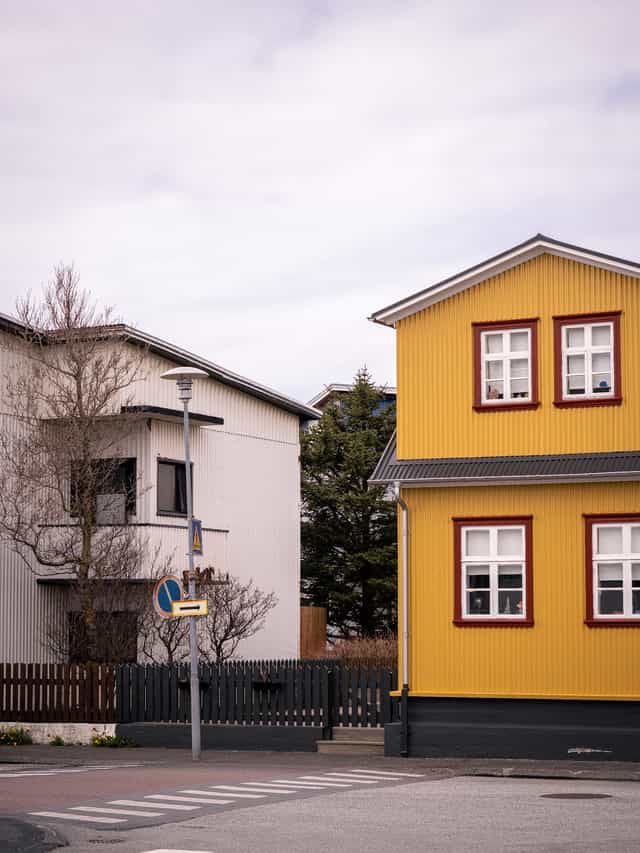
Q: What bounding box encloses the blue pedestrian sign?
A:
[153,574,183,619]
[191,518,203,555]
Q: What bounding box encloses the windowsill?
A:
[554,396,622,409]
[585,618,640,627]
[157,510,188,519]
[453,618,534,628]
[473,402,540,413]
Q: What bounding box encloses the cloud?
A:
[1,0,639,401]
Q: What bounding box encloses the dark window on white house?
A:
[70,458,136,520]
[157,459,191,516]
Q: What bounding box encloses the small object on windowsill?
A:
[593,382,610,393]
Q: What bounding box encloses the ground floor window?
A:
[453,516,533,626]
[586,515,640,625]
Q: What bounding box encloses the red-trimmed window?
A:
[585,515,640,626]
[553,312,621,407]
[453,517,533,626]
[473,320,539,411]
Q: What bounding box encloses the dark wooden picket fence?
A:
[1,660,398,728]
[0,662,117,723]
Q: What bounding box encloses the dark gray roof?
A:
[370,432,640,485]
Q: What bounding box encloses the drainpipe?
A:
[393,481,409,757]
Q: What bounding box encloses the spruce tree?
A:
[301,368,397,637]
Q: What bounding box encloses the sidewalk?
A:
[2,744,640,782]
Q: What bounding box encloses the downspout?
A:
[393,481,409,757]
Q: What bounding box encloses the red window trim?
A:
[453,516,534,627]
[553,311,622,408]
[472,319,540,412]
[584,513,640,627]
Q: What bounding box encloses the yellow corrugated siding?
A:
[402,481,640,699]
[397,254,640,459]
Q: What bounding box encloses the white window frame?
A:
[480,328,532,406]
[591,522,640,620]
[561,321,615,401]
[460,524,527,620]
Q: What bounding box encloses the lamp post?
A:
[160,365,208,761]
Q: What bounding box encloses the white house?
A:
[0,313,319,663]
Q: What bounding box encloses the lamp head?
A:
[160,366,208,402]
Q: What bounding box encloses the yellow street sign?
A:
[171,599,209,617]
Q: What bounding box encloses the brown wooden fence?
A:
[0,662,117,723]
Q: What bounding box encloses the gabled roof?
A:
[369,432,640,487]
[369,234,640,327]
[308,382,397,408]
[0,312,319,422]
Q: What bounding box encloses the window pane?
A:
[566,326,584,348]
[633,591,640,616]
[631,528,640,555]
[498,564,522,588]
[157,462,176,513]
[567,354,585,374]
[486,381,504,400]
[510,358,528,378]
[497,528,523,556]
[597,563,623,586]
[592,373,612,393]
[632,564,640,587]
[466,565,490,588]
[499,590,523,615]
[596,527,623,555]
[487,360,503,379]
[599,590,623,615]
[567,374,585,393]
[592,352,611,372]
[465,530,490,556]
[510,331,528,352]
[591,324,611,347]
[510,378,529,398]
[467,590,490,614]
[485,333,503,354]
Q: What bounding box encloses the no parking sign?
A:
[153,574,183,619]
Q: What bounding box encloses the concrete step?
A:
[332,727,384,743]
[316,739,385,756]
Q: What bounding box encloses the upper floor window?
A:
[453,517,533,626]
[585,516,640,625]
[473,320,539,411]
[553,312,621,407]
[71,458,136,522]
[157,458,192,516]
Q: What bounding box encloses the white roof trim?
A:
[369,235,640,327]
[370,471,640,488]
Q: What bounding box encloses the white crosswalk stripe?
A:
[110,799,199,811]
[269,778,345,788]
[204,787,266,798]
[222,785,297,794]
[349,768,426,778]
[299,775,359,785]
[29,811,125,824]
[239,783,298,793]
[146,794,233,805]
[321,772,382,783]
[1,763,142,779]
[70,806,165,817]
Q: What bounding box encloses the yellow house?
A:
[370,234,640,759]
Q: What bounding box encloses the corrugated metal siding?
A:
[403,481,640,699]
[397,254,640,459]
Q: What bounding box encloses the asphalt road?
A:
[2,750,640,853]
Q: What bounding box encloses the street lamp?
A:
[160,365,208,761]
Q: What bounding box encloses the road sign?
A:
[191,518,203,555]
[153,575,183,619]
[172,599,209,617]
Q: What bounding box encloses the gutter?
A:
[393,481,409,758]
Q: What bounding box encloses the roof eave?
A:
[369,234,640,327]
[370,471,640,488]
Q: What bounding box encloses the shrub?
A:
[49,735,65,746]
[0,727,32,746]
[327,634,397,668]
[91,731,136,748]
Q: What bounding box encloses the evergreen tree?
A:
[301,368,397,637]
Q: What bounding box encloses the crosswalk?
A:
[0,763,142,779]
[28,767,425,827]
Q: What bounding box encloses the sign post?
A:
[160,365,208,762]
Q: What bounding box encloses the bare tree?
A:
[0,265,149,662]
[197,569,278,664]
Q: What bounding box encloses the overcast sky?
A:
[2,1,639,403]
